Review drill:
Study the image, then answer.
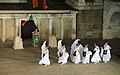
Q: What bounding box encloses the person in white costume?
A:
[39,41,50,66]
[82,45,92,64]
[100,47,104,58]
[101,43,111,63]
[79,44,84,58]
[72,44,82,64]
[57,40,69,65]
[91,44,101,64]
[70,39,81,62]
[13,36,24,49]
[57,40,63,51]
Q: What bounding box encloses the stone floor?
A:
[0,39,120,75]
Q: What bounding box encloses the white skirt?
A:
[102,50,111,63]
[91,51,101,63]
[82,51,92,64]
[73,54,81,64]
[39,53,50,65]
[58,52,69,64]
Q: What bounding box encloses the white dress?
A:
[57,40,63,51]
[72,47,81,64]
[100,47,104,58]
[39,41,50,66]
[82,47,92,64]
[70,39,80,62]
[78,44,84,58]
[91,46,101,64]
[102,43,111,63]
[39,49,50,65]
[57,46,69,65]
[57,40,69,65]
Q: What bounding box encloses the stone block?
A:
[49,35,57,48]
[13,36,24,49]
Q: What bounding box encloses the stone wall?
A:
[0,10,78,42]
[66,0,103,39]
[77,10,103,38]
[66,0,103,10]
[103,0,120,39]
[0,19,2,40]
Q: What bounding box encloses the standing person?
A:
[57,40,69,65]
[70,39,81,62]
[91,44,101,64]
[102,43,111,63]
[32,29,40,47]
[82,45,92,64]
[39,41,50,66]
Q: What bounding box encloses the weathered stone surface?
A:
[103,0,120,39]
[76,9,103,39]
[13,36,24,49]
[66,0,103,10]
[49,35,57,48]
[0,10,77,42]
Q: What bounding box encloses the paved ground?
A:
[0,39,120,75]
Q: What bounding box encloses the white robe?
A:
[82,47,92,64]
[102,43,111,63]
[70,39,80,62]
[57,40,69,65]
[100,47,104,58]
[72,47,81,64]
[39,41,50,66]
[57,40,63,51]
[39,49,50,65]
[91,46,101,64]
[57,47,69,65]
[78,44,84,58]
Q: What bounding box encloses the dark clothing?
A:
[83,51,86,57]
[103,50,107,55]
[73,51,77,56]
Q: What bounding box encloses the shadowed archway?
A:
[109,12,120,39]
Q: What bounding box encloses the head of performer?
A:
[41,41,49,50]
[61,41,66,50]
[58,40,62,47]
[61,41,65,46]
[94,44,99,51]
[85,44,88,48]
[104,42,108,47]
[76,39,80,46]
[83,44,89,52]
[45,41,49,48]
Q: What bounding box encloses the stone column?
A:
[60,18,64,39]
[15,18,19,38]
[48,18,53,36]
[18,19,21,37]
[2,18,6,42]
[37,18,41,31]
[72,16,76,39]
[37,18,41,38]
[34,18,37,27]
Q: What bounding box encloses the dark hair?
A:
[61,41,65,46]
[45,41,48,47]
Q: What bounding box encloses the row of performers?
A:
[39,39,111,66]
